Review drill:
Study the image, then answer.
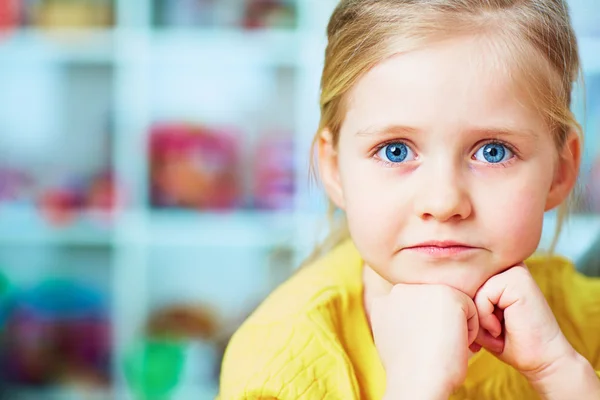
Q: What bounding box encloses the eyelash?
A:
[371,139,520,168]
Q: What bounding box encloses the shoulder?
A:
[248,239,362,324]
[525,253,600,298]
[218,240,363,399]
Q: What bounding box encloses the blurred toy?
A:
[38,180,84,226]
[243,0,296,29]
[0,269,10,392]
[31,0,114,29]
[124,339,186,399]
[0,270,12,332]
[0,167,34,204]
[0,279,110,387]
[85,170,120,225]
[145,304,219,341]
[150,122,241,210]
[253,133,295,210]
[38,169,119,226]
[124,303,220,399]
[0,0,20,34]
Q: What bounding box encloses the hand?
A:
[473,264,598,396]
[370,284,479,399]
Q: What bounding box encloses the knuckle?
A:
[506,265,534,287]
[432,285,464,307]
[510,264,531,278]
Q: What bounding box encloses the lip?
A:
[402,241,480,258]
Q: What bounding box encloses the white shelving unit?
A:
[0,28,116,64]
[0,0,339,398]
[0,1,599,398]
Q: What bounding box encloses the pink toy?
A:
[150,123,241,210]
[253,134,295,210]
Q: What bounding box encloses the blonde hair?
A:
[306,0,583,264]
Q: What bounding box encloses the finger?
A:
[474,292,502,338]
[461,293,479,346]
[469,343,482,353]
[493,307,504,323]
[474,272,521,338]
[475,266,525,310]
[474,328,505,354]
[467,308,479,346]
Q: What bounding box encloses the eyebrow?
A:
[356,125,420,137]
[355,124,540,139]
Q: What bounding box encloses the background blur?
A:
[0,0,598,399]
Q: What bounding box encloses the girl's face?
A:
[319,35,580,297]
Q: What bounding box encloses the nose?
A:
[415,162,472,222]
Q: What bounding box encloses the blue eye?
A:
[474,142,513,164]
[376,142,415,163]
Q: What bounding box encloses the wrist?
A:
[526,350,600,400]
[383,384,450,400]
[384,369,451,400]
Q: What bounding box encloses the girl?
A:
[219,0,600,398]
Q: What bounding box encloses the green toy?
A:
[123,339,186,400]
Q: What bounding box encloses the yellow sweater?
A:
[219,240,600,399]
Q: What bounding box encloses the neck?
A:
[362,263,393,323]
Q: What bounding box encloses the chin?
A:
[386,258,498,298]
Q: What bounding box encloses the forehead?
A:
[341,35,549,136]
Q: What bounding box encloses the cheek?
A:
[343,177,398,242]
[477,176,548,263]
[338,157,410,261]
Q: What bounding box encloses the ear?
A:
[317,129,346,210]
[545,131,581,211]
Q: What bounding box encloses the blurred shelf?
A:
[580,35,600,74]
[2,384,217,400]
[0,207,113,247]
[148,28,302,68]
[0,207,324,248]
[0,27,303,67]
[2,386,113,400]
[146,209,301,247]
[168,384,219,400]
[0,28,116,64]
[539,212,600,266]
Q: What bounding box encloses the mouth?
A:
[402,241,480,259]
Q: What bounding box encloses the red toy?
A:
[150,123,241,210]
[243,0,295,29]
[38,170,120,227]
[0,0,19,35]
